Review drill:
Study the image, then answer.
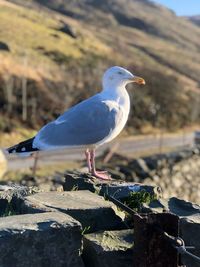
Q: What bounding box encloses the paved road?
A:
[6,132,195,171]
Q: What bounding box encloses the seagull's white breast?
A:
[95,87,130,147]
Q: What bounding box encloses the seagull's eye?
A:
[118,71,123,75]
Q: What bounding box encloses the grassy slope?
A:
[0,0,110,77]
[3,0,200,88]
[0,0,112,135]
[0,0,200,145]
[187,15,200,27]
[33,0,200,88]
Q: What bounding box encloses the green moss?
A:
[2,202,18,217]
[123,190,157,212]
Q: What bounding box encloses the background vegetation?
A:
[0,0,200,141]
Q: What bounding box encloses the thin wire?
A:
[174,238,200,265]
[182,250,200,264]
[106,194,143,219]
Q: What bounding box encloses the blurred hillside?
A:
[188,15,200,27]
[0,0,200,136]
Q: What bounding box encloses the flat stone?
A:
[143,197,200,217]
[64,171,99,193]
[63,171,162,200]
[0,212,84,267]
[20,190,124,232]
[0,184,36,217]
[83,229,134,267]
[100,183,162,200]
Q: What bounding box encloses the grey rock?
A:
[20,174,65,191]
[143,157,158,170]
[0,41,10,51]
[21,190,124,232]
[142,197,200,215]
[0,184,36,197]
[128,159,150,179]
[0,184,34,216]
[0,198,8,216]
[64,171,99,192]
[193,148,200,155]
[0,212,84,267]
[83,229,134,267]
[103,168,126,180]
[115,165,137,180]
[58,23,77,38]
[63,171,162,200]
[100,182,162,200]
[6,147,200,203]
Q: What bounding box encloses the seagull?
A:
[7,66,145,180]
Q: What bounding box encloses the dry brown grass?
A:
[0,0,200,133]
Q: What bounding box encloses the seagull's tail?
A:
[7,137,39,155]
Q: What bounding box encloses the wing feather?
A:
[33,95,123,149]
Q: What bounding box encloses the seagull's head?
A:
[102,66,145,90]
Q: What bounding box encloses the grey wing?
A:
[33,95,123,149]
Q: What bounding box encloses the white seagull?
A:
[7,66,145,180]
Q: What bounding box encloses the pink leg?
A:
[90,149,112,180]
[85,149,92,173]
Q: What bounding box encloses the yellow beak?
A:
[131,76,146,85]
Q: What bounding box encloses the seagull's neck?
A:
[101,83,128,100]
[101,84,130,109]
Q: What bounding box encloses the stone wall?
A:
[144,150,200,202]
[0,180,199,267]
[96,148,200,203]
[0,147,200,266]
[10,148,200,203]
[0,172,200,266]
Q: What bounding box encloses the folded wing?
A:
[33,95,123,150]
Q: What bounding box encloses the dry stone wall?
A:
[0,211,84,267]
[96,148,200,203]
[15,148,200,203]
[0,148,200,266]
[142,150,200,202]
[0,177,199,266]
